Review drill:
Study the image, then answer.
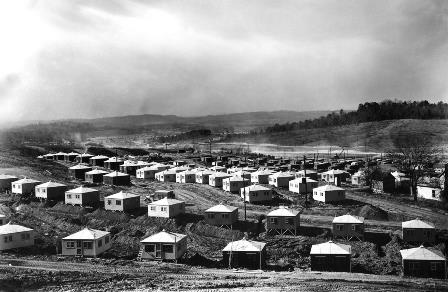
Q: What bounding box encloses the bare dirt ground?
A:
[1,258,447,292]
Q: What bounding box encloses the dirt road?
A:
[346,191,448,228]
[1,258,447,292]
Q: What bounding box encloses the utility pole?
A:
[303,155,308,205]
[244,185,247,221]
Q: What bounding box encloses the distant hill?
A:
[224,119,448,152]
[79,110,334,131]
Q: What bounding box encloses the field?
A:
[0,145,447,291]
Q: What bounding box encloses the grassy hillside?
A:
[224,119,448,152]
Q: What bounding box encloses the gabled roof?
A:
[313,185,345,192]
[66,186,98,194]
[65,152,79,156]
[333,214,364,224]
[77,153,94,157]
[90,155,109,160]
[141,230,187,243]
[267,206,300,217]
[225,176,249,182]
[0,174,18,180]
[54,152,67,155]
[244,185,271,191]
[252,170,274,176]
[322,169,349,175]
[105,191,139,200]
[85,169,109,175]
[270,172,296,178]
[104,171,129,177]
[36,181,66,188]
[13,178,41,184]
[223,238,266,252]
[149,197,184,206]
[0,223,33,235]
[205,204,238,213]
[290,178,318,183]
[210,172,233,178]
[400,246,446,261]
[104,157,124,162]
[69,164,92,170]
[402,219,435,229]
[310,241,351,255]
[63,227,109,240]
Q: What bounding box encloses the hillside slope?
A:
[225,119,448,152]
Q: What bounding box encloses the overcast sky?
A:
[0,0,446,122]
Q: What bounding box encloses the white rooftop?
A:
[104,171,129,177]
[290,178,318,183]
[0,223,33,235]
[141,230,187,243]
[402,219,435,229]
[333,214,364,224]
[210,172,233,178]
[77,153,94,157]
[63,227,109,240]
[85,169,109,175]
[270,172,295,178]
[66,186,98,194]
[223,238,266,252]
[205,204,238,213]
[13,178,41,184]
[0,174,18,180]
[105,157,124,162]
[322,169,349,175]
[313,185,345,192]
[36,181,66,188]
[149,197,184,206]
[91,155,109,159]
[69,164,92,170]
[400,246,446,261]
[105,191,140,200]
[310,241,351,255]
[244,185,271,191]
[268,206,300,217]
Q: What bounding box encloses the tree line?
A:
[265,100,448,133]
[158,129,212,143]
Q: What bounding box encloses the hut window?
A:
[162,244,173,253]
[432,190,436,198]
[116,200,121,206]
[75,195,80,199]
[105,235,110,244]
[208,214,215,219]
[150,206,156,211]
[351,225,356,231]
[107,200,112,205]
[430,262,438,272]
[66,241,75,248]
[98,239,102,247]
[42,189,46,193]
[145,244,155,252]
[285,218,293,225]
[161,207,167,212]
[270,217,278,224]
[222,214,229,219]
[336,224,343,231]
[83,242,93,249]
[67,194,72,199]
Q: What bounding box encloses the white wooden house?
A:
[209,172,232,188]
[85,169,108,184]
[321,169,350,185]
[313,185,346,203]
[155,170,177,182]
[0,223,34,251]
[65,186,100,207]
[417,185,443,202]
[176,170,196,183]
[268,172,295,188]
[223,176,250,193]
[204,204,238,227]
[147,198,185,218]
[35,181,67,201]
[195,170,215,184]
[289,177,318,194]
[266,206,300,235]
[61,227,111,257]
[250,170,273,184]
[104,191,140,212]
[295,170,318,181]
[136,166,160,180]
[140,230,187,261]
[241,185,273,203]
[12,178,41,195]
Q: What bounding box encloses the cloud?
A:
[0,0,446,123]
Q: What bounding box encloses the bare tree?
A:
[388,136,442,201]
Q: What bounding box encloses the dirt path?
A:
[1,258,447,291]
[346,192,448,228]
